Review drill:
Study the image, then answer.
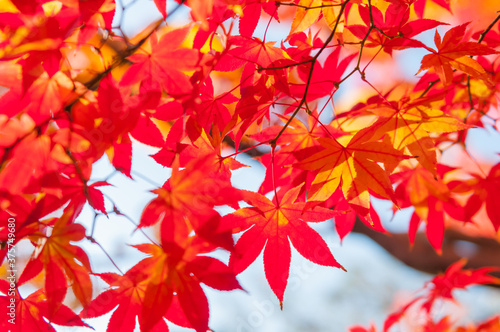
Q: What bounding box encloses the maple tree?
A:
[1,0,500,331]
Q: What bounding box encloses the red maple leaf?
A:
[346,3,444,54]
[383,259,500,331]
[0,284,90,332]
[81,236,241,332]
[184,76,238,133]
[392,165,466,252]
[216,36,291,71]
[453,162,500,231]
[418,23,498,85]
[288,46,356,100]
[58,0,115,42]
[35,172,109,218]
[239,1,279,37]
[153,0,167,18]
[18,210,93,315]
[120,27,199,95]
[80,271,169,332]
[223,186,345,305]
[140,155,241,247]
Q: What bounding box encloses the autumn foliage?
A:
[1,0,500,331]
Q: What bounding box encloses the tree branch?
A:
[352,219,500,282]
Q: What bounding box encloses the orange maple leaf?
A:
[18,210,93,315]
[120,26,199,94]
[289,0,323,37]
[296,127,411,221]
[418,23,498,85]
[251,111,345,195]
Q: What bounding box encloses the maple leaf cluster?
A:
[0,0,500,331]
[350,259,500,332]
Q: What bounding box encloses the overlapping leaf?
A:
[18,210,93,314]
[120,26,199,94]
[81,237,241,332]
[0,0,500,330]
[343,93,471,175]
[383,259,500,331]
[296,127,411,221]
[392,165,465,251]
[346,3,444,54]
[0,284,90,332]
[419,23,498,85]
[140,154,241,247]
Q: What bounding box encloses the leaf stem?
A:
[222,141,268,159]
[418,79,440,98]
[263,5,278,43]
[87,235,124,275]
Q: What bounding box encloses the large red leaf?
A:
[224,186,345,304]
[419,23,498,85]
[120,27,199,94]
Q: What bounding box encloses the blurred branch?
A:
[352,219,500,282]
